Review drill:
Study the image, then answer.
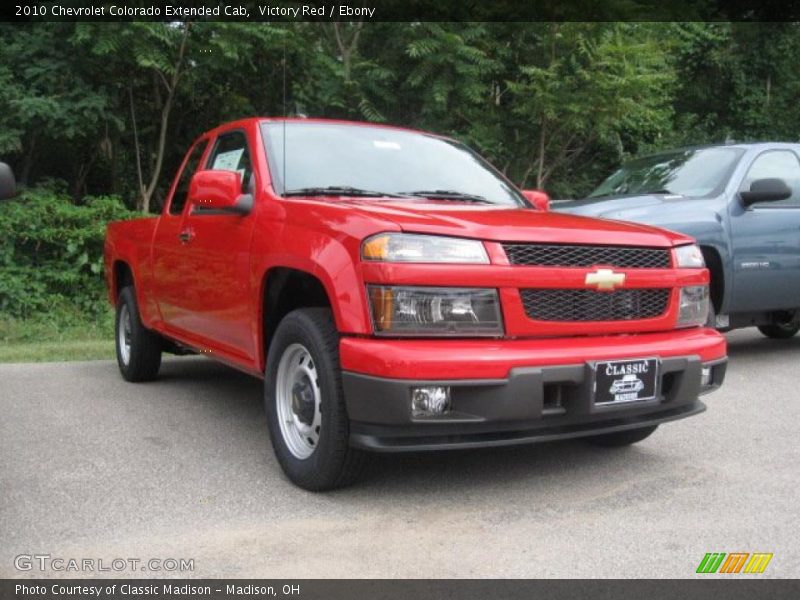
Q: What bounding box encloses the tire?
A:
[585,425,658,447]
[758,321,800,339]
[264,307,366,491]
[115,286,162,382]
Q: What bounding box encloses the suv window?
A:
[208,130,252,192]
[169,140,208,215]
[741,150,800,206]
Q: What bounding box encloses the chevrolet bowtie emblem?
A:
[585,268,626,291]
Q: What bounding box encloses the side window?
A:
[207,131,252,192]
[741,150,800,206]
[169,140,208,216]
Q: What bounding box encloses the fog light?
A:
[701,366,713,387]
[411,386,451,417]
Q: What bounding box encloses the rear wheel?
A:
[585,425,658,447]
[264,307,366,491]
[115,286,162,382]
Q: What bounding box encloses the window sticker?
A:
[213,148,244,171]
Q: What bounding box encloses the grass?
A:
[0,308,116,363]
[0,338,114,362]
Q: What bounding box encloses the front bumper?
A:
[340,329,727,452]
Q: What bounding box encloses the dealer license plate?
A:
[594,358,659,405]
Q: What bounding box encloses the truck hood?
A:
[554,194,687,220]
[323,198,693,247]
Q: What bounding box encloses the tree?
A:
[505,23,676,194]
[75,22,193,212]
[3,22,800,204]
[0,23,118,194]
[670,22,800,146]
[404,22,500,129]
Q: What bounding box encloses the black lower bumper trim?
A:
[343,355,726,452]
[350,401,705,452]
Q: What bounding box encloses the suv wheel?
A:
[265,308,366,491]
[115,286,162,382]
[585,425,658,447]
[758,318,800,339]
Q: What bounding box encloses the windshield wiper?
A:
[401,189,493,204]
[283,186,408,198]
[589,189,678,199]
[645,189,681,195]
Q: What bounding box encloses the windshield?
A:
[262,122,527,207]
[588,147,745,199]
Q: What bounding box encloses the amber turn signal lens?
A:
[362,235,390,260]
[368,285,393,331]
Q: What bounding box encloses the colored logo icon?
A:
[696,552,773,574]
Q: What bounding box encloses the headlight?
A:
[677,285,710,328]
[674,244,705,268]
[362,233,489,264]
[367,285,503,336]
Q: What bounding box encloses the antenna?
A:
[282,33,287,195]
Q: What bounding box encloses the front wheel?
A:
[585,425,658,447]
[264,308,366,491]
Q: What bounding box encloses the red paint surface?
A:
[340,328,726,380]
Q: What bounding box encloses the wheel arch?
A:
[700,245,725,314]
[259,266,337,372]
[112,260,135,302]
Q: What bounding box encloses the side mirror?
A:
[740,178,792,206]
[522,189,550,211]
[188,170,252,215]
[0,162,17,200]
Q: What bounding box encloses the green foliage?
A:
[4,22,800,203]
[3,22,800,342]
[665,22,800,148]
[0,186,138,321]
[0,338,114,363]
[501,23,676,194]
[405,23,500,118]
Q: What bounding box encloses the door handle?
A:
[178,228,195,244]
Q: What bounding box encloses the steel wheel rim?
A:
[118,304,132,366]
[275,343,322,460]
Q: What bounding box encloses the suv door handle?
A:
[178,228,195,244]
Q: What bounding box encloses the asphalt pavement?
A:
[1,328,798,578]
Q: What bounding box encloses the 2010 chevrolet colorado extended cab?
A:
[104,118,727,490]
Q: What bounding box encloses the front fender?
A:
[647,218,733,315]
[250,223,370,335]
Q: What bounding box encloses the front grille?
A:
[520,288,670,322]
[503,243,671,269]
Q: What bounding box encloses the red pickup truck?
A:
[104,118,727,490]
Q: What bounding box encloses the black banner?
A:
[2,579,800,600]
[3,0,800,22]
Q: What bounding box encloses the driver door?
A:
[154,129,259,363]
[729,149,800,312]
